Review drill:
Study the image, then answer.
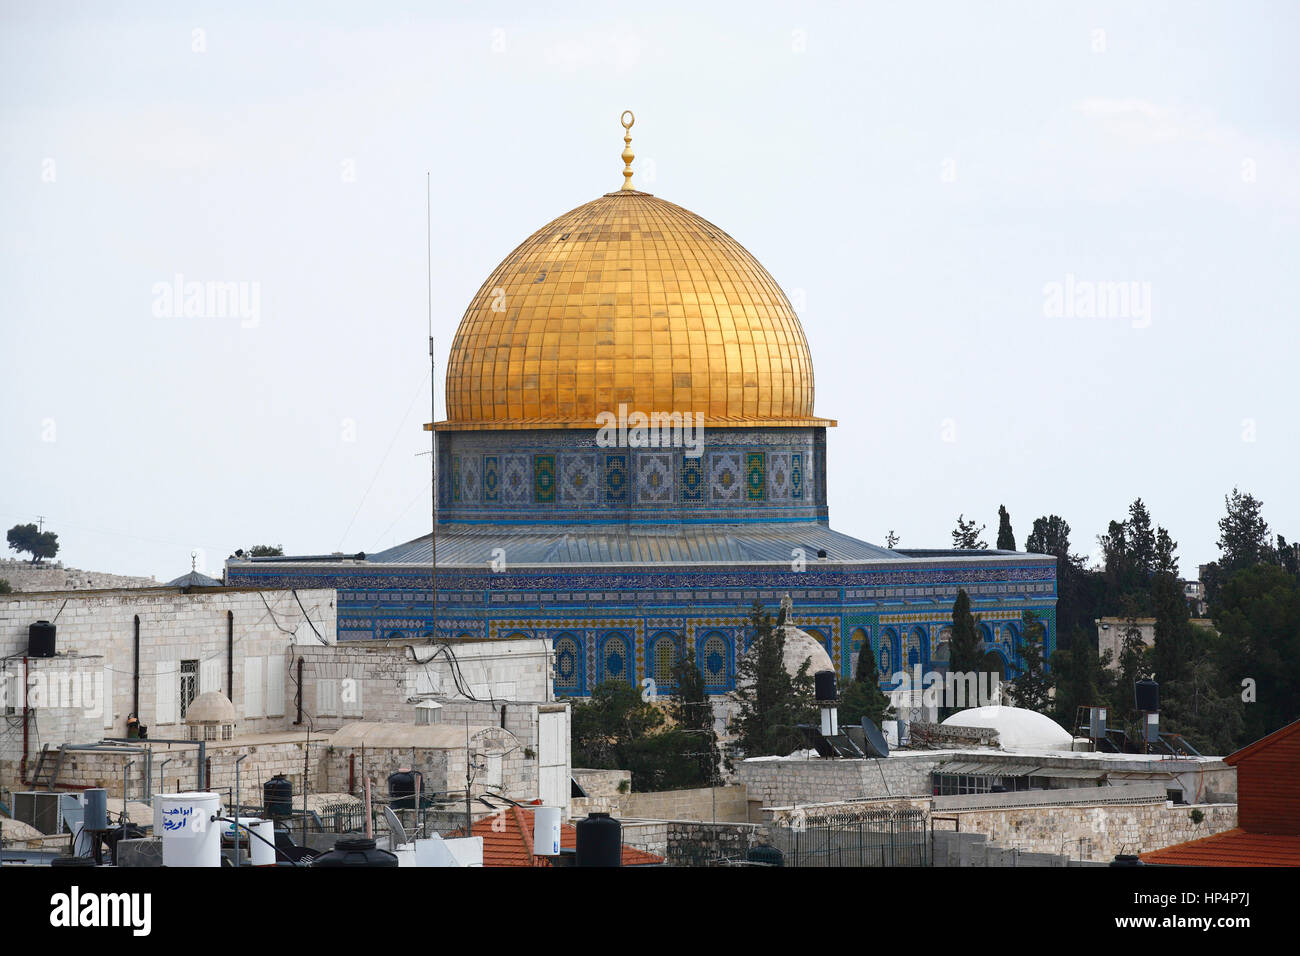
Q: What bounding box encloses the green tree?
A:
[247,544,284,557]
[1127,499,1156,578]
[0,578,12,594]
[1213,563,1300,744]
[669,646,721,787]
[730,602,816,758]
[1009,610,1053,713]
[951,514,987,550]
[996,505,1016,551]
[838,638,893,729]
[1151,527,1192,688]
[6,523,59,563]
[570,679,703,791]
[947,589,982,679]
[1050,637,1114,730]
[1216,488,1272,577]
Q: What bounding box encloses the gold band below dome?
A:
[443,190,823,429]
[428,416,837,433]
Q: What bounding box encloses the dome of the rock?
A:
[443,189,827,430]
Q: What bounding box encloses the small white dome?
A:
[779,626,834,678]
[941,705,1071,751]
[185,691,237,725]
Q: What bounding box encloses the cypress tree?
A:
[996,505,1016,551]
[731,602,816,758]
[947,588,982,679]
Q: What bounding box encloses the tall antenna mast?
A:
[427,171,439,643]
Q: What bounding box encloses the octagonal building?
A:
[228,118,1057,700]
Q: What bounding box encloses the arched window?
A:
[879,628,897,677]
[979,622,995,645]
[907,628,925,668]
[553,633,583,696]
[850,627,868,679]
[600,632,632,686]
[933,626,953,668]
[699,632,730,691]
[982,649,1007,682]
[651,633,680,691]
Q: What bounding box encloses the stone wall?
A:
[37,734,331,806]
[947,798,1237,862]
[617,819,762,865]
[0,560,158,593]
[292,639,553,732]
[736,754,943,805]
[0,586,337,756]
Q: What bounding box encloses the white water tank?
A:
[226,816,276,867]
[157,792,222,867]
[533,806,562,857]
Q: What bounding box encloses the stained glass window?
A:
[652,634,680,690]
[602,633,631,685]
[700,633,729,690]
[554,634,583,695]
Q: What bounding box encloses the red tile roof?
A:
[1141,828,1300,867]
[1141,718,1300,866]
[458,807,664,867]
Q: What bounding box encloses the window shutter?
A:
[244,656,264,719]
[342,677,363,717]
[155,662,177,726]
[265,655,285,717]
[200,658,222,695]
[316,678,337,717]
[103,665,115,729]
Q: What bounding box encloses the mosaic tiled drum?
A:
[227,115,1057,698]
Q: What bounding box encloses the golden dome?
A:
[441,189,831,430]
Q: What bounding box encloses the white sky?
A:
[2,1,1297,581]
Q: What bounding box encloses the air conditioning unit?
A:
[12,791,83,835]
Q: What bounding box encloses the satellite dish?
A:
[383,805,408,846]
[861,717,890,758]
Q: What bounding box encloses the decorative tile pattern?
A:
[483,455,500,503]
[501,455,530,504]
[461,455,480,503]
[635,452,673,504]
[451,455,461,503]
[603,453,629,503]
[767,452,791,501]
[559,453,597,504]
[790,452,803,500]
[745,452,766,501]
[708,452,743,502]
[533,454,556,503]
[680,457,704,503]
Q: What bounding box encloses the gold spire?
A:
[619,110,635,191]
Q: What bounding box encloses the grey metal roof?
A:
[166,570,224,587]
[365,522,904,567]
[935,761,1042,777]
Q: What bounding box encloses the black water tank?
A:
[575,813,622,867]
[1135,679,1159,712]
[387,769,423,809]
[311,837,399,868]
[1110,854,1145,867]
[814,670,837,703]
[745,844,784,867]
[28,620,56,658]
[264,774,293,817]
